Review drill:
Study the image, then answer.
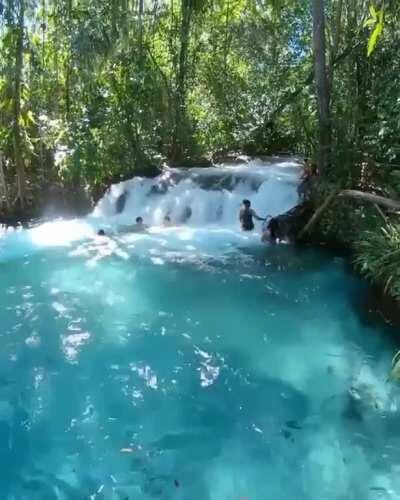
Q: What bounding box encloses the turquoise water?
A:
[0,238,399,499]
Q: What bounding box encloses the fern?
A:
[355,223,400,299]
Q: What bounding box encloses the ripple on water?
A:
[0,244,399,499]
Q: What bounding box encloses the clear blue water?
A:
[0,240,399,499]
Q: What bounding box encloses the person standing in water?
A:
[163,215,172,227]
[130,216,148,232]
[261,216,279,243]
[239,199,265,231]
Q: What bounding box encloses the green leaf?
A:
[363,18,375,28]
[390,351,400,380]
[369,4,377,20]
[26,110,36,124]
[367,13,384,56]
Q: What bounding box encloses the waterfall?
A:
[94,157,302,227]
[0,157,302,262]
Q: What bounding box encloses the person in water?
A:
[261,216,279,243]
[130,216,148,232]
[239,199,265,231]
[97,229,106,236]
[163,215,172,227]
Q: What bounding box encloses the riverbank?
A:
[295,182,400,330]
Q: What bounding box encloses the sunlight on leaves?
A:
[364,5,384,56]
[389,351,400,381]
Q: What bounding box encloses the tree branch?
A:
[339,190,400,211]
[298,190,338,239]
[268,40,362,122]
[298,188,400,239]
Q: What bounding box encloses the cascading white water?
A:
[94,157,302,226]
[0,157,302,262]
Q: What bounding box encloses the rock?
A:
[285,420,302,430]
[268,203,313,242]
[212,152,249,165]
[167,157,213,168]
[115,191,128,214]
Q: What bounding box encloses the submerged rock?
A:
[281,429,292,440]
[285,420,302,430]
[115,191,129,214]
[268,203,313,242]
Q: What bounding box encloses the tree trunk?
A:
[327,0,343,90]
[223,0,230,70]
[339,190,400,211]
[298,190,338,239]
[65,61,71,120]
[312,0,331,175]
[0,154,10,210]
[138,0,144,65]
[171,0,192,160]
[13,0,27,207]
[65,0,72,121]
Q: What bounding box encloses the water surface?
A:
[0,241,399,500]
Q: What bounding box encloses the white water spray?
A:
[94,157,301,225]
[0,157,302,261]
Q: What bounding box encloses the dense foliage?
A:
[0,0,395,202]
[355,223,400,298]
[0,0,313,206]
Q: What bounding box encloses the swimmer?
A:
[261,216,279,244]
[239,199,265,231]
[129,216,148,233]
[182,206,192,223]
[163,215,172,227]
[261,216,272,243]
[95,229,111,243]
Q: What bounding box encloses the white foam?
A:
[0,158,302,263]
[94,158,301,225]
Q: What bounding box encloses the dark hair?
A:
[164,215,171,221]
[242,199,251,207]
[136,216,143,223]
[97,229,106,236]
